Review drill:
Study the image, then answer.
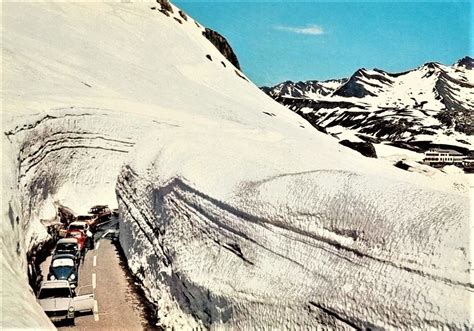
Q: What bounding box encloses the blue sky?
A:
[175,1,473,86]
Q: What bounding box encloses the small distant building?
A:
[423,148,465,167]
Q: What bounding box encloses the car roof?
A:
[57,238,78,244]
[69,221,87,226]
[52,253,76,260]
[40,280,71,288]
[67,229,83,234]
[91,205,108,208]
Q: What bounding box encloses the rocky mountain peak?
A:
[423,61,442,69]
[456,56,474,70]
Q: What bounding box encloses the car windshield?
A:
[52,258,74,267]
[38,287,71,299]
[56,243,77,252]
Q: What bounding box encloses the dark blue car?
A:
[47,254,78,287]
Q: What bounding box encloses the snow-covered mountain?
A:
[2,1,472,330]
[262,58,474,153]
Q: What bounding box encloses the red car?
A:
[65,221,94,251]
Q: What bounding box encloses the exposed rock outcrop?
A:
[156,0,173,15]
[202,28,241,70]
[339,139,377,158]
[456,56,474,70]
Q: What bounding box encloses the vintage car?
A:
[76,214,100,231]
[54,238,81,261]
[88,205,111,223]
[59,219,91,238]
[37,280,94,325]
[65,222,93,250]
[48,254,79,287]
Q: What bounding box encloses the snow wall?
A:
[117,129,471,330]
[2,2,472,330]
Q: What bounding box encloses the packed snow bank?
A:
[117,127,471,329]
[2,1,472,330]
[1,106,150,328]
[1,139,54,330]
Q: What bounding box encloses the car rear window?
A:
[52,258,74,267]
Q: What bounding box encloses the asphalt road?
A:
[40,217,152,330]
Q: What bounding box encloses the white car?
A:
[37,280,94,325]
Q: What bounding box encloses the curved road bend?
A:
[40,217,155,330]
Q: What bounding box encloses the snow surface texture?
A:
[1,142,55,330]
[2,2,472,330]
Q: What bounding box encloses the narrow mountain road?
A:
[40,217,155,330]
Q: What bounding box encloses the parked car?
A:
[48,254,79,287]
[54,238,81,261]
[37,280,94,325]
[89,205,111,223]
[66,222,93,251]
[58,214,97,237]
[76,214,100,231]
[67,221,92,236]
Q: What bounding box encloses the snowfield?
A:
[2,1,472,330]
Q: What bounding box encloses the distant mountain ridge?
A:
[262,57,473,152]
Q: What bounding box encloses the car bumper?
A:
[46,312,74,322]
[45,310,75,322]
